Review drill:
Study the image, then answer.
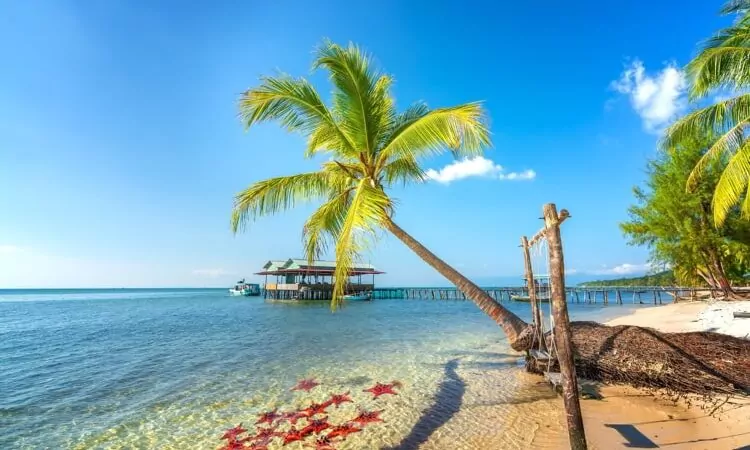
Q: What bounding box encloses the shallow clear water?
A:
[0,289,639,449]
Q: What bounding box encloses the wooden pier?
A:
[371,286,723,303]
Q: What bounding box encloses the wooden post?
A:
[543,203,587,450]
[522,236,546,352]
[616,289,622,305]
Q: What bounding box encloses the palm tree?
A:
[231,41,531,349]
[662,1,750,226]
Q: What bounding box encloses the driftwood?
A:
[541,322,750,410]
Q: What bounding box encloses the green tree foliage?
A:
[579,271,676,287]
[621,136,750,291]
[662,1,750,226]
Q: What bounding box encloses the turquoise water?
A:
[0,289,637,449]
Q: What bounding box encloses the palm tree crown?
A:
[231,41,490,308]
[662,1,750,225]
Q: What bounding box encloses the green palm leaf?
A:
[712,141,750,223]
[231,172,339,232]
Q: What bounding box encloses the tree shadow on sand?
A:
[385,359,465,450]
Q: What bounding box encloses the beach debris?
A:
[326,392,353,408]
[255,410,280,426]
[291,378,320,392]
[363,382,399,398]
[326,423,362,440]
[351,409,384,426]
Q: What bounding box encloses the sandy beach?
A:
[528,301,750,449]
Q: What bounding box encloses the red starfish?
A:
[221,423,248,441]
[219,441,247,450]
[326,392,353,408]
[301,417,330,435]
[301,401,330,417]
[279,410,308,425]
[283,427,306,445]
[306,436,338,450]
[255,409,280,426]
[291,378,320,392]
[363,382,399,398]
[326,423,362,440]
[246,427,281,446]
[352,409,384,426]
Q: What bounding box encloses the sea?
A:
[0,288,644,449]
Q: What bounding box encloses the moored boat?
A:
[510,294,550,303]
[342,291,373,301]
[229,279,261,296]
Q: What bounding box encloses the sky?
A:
[0,0,734,288]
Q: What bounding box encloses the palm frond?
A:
[231,172,338,232]
[314,41,392,157]
[302,188,353,263]
[662,94,750,150]
[721,0,750,14]
[381,155,427,186]
[712,141,750,225]
[688,45,750,99]
[331,179,391,310]
[238,75,354,157]
[376,102,490,166]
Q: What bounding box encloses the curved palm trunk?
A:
[384,217,532,350]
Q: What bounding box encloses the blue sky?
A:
[0,1,732,288]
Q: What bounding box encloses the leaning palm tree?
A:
[230,41,750,400]
[231,41,531,349]
[662,1,750,226]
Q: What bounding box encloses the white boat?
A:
[229,279,260,296]
[342,291,372,301]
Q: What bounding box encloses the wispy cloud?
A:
[192,268,235,278]
[592,263,652,276]
[611,60,686,132]
[425,156,536,184]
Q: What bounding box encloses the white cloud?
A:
[192,268,234,278]
[611,60,686,132]
[593,263,652,276]
[425,157,536,184]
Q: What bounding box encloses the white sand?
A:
[606,300,750,339]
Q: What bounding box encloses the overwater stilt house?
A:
[256,259,384,300]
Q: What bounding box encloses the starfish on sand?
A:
[255,410,280,426]
[326,423,362,440]
[326,392,353,408]
[301,417,330,435]
[279,410,308,425]
[306,436,339,450]
[351,409,384,426]
[221,423,248,441]
[291,378,321,392]
[363,382,399,399]
[283,427,306,445]
[246,427,281,446]
[301,401,330,417]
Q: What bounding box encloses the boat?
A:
[510,294,550,303]
[342,291,373,301]
[229,279,261,296]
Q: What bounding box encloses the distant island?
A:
[578,270,676,287]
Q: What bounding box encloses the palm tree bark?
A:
[383,216,532,350]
